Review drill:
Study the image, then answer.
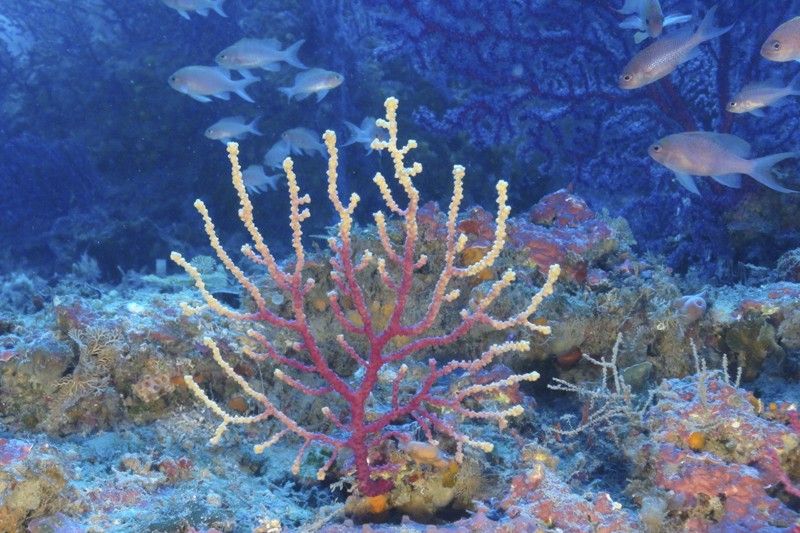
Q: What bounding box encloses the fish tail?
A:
[695,5,733,44]
[248,115,263,136]
[617,0,639,15]
[282,39,308,69]
[211,0,227,17]
[342,120,360,146]
[235,72,258,103]
[788,71,800,95]
[749,152,800,193]
[278,86,295,101]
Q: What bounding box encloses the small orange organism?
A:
[687,431,706,451]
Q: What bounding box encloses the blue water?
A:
[0,0,797,282]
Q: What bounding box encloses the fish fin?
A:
[312,142,327,156]
[247,116,263,136]
[680,46,702,66]
[342,121,359,146]
[748,152,800,193]
[282,39,307,69]
[189,94,212,103]
[694,5,733,44]
[234,88,254,103]
[617,0,639,15]
[619,15,644,31]
[211,0,227,17]
[634,31,649,44]
[196,8,209,16]
[315,89,329,102]
[663,13,692,27]
[294,91,311,101]
[749,108,766,117]
[214,92,231,100]
[238,68,258,81]
[675,173,701,195]
[711,174,742,188]
[259,37,281,48]
[234,70,259,103]
[278,86,293,101]
[683,132,751,158]
[788,70,800,95]
[238,68,256,78]
[260,63,281,72]
[177,9,191,20]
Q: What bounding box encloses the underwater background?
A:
[1,0,800,531]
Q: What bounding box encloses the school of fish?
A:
[163,0,800,198]
[619,1,800,195]
[161,0,364,195]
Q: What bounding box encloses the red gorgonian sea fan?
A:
[170,97,559,496]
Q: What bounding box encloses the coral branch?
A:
[172,97,558,497]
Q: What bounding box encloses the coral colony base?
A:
[170,97,560,499]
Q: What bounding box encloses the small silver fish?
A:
[728,73,800,117]
[762,16,800,62]
[618,0,665,40]
[168,66,259,103]
[278,68,344,102]
[342,117,388,153]
[263,140,291,169]
[281,128,325,156]
[672,291,707,324]
[216,38,307,75]
[162,0,226,20]
[618,0,691,44]
[648,131,799,194]
[619,6,731,89]
[242,164,279,194]
[205,116,262,143]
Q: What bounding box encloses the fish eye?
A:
[220,54,227,59]
[728,101,736,108]
[652,144,662,152]
[623,74,632,81]
[772,41,782,50]
[169,76,176,82]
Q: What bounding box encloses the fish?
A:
[727,73,800,117]
[648,131,799,195]
[281,127,325,156]
[263,140,291,169]
[204,116,262,143]
[278,68,344,102]
[215,38,307,75]
[672,291,707,324]
[618,0,692,44]
[761,17,800,62]
[342,117,388,152]
[168,66,259,103]
[161,0,226,20]
[242,164,279,194]
[619,5,732,90]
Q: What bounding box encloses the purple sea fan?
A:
[359,0,800,277]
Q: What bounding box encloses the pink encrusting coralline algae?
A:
[170,97,560,497]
